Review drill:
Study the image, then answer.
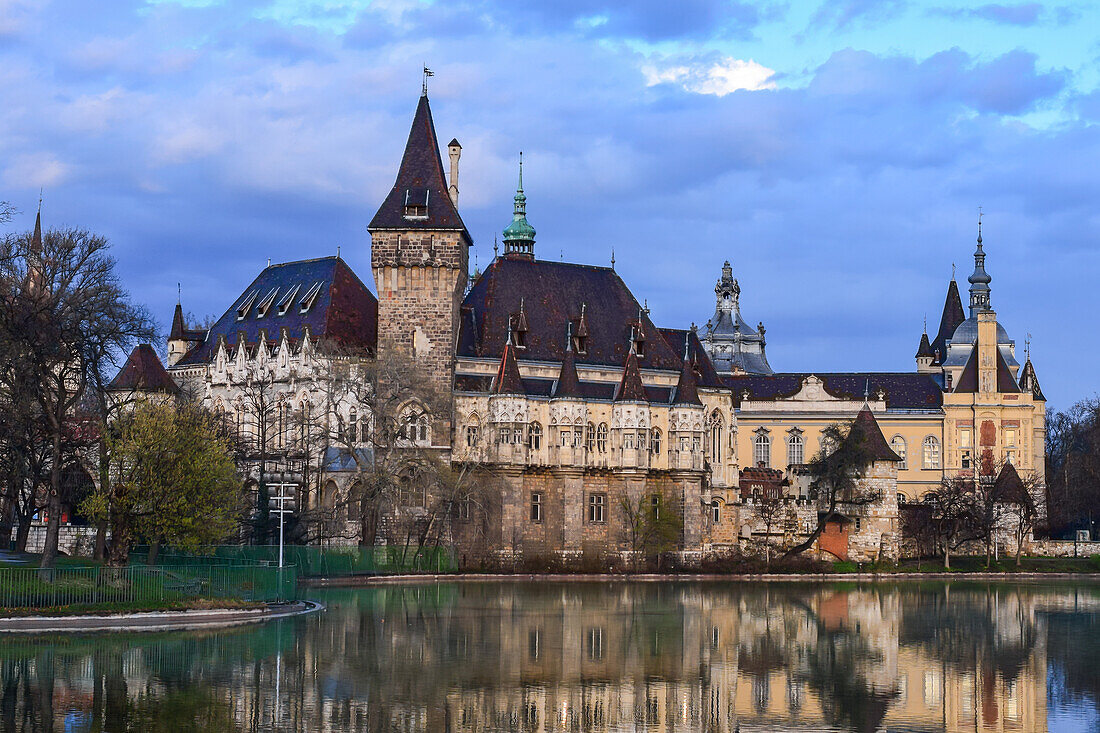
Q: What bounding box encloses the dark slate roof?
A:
[658,327,722,388]
[616,350,648,402]
[673,356,701,406]
[725,373,944,410]
[108,344,179,393]
[1020,358,1045,401]
[553,342,582,398]
[916,331,934,358]
[953,347,1019,394]
[846,406,901,462]
[493,341,524,394]
[992,461,1032,507]
[459,257,683,371]
[169,303,205,342]
[174,257,377,367]
[931,279,965,364]
[368,95,468,236]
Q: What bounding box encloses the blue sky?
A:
[1,0,1098,408]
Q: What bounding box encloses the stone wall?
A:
[23,524,98,557]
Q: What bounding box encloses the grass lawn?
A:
[0,553,101,569]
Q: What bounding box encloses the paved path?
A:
[0,600,322,634]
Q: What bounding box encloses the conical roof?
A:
[616,348,648,402]
[673,335,701,405]
[170,303,187,341]
[32,209,41,249]
[931,279,965,364]
[108,344,179,394]
[553,335,582,398]
[845,406,901,462]
[1020,358,1045,401]
[916,331,934,359]
[369,95,467,236]
[493,337,524,395]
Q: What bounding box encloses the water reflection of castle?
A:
[6,583,1098,732]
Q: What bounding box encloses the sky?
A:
[1,0,1098,409]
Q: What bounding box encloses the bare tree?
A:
[783,421,878,559]
[620,493,682,570]
[0,224,154,570]
[926,475,983,569]
[0,202,16,226]
[753,492,792,566]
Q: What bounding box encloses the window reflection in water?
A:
[1,581,1099,732]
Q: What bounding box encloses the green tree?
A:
[82,401,243,565]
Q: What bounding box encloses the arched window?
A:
[922,436,940,470]
[709,412,723,463]
[359,410,370,443]
[585,422,596,451]
[897,492,908,505]
[890,436,907,469]
[787,432,804,466]
[596,423,608,453]
[711,499,721,524]
[651,428,661,455]
[348,408,358,444]
[528,422,542,450]
[465,415,480,448]
[401,408,430,445]
[754,433,771,467]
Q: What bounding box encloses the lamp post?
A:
[266,472,300,601]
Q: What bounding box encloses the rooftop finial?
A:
[952,262,956,280]
[864,378,870,403]
[977,205,983,244]
[337,245,341,259]
[38,188,43,213]
[566,320,573,352]
[502,152,535,259]
[1025,332,1032,361]
[683,331,690,361]
[421,65,434,96]
[493,234,498,258]
[177,282,181,304]
[923,314,927,333]
[611,248,615,270]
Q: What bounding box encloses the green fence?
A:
[131,545,457,577]
[0,564,297,610]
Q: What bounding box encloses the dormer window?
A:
[299,281,323,313]
[276,284,300,316]
[236,289,259,321]
[572,330,587,354]
[255,287,279,318]
[403,187,429,220]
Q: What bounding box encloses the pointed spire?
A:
[916,331,934,359]
[967,211,992,316]
[554,322,583,398]
[673,333,701,406]
[369,93,467,236]
[170,303,187,341]
[931,278,966,363]
[616,347,648,402]
[846,405,902,463]
[502,152,536,259]
[1020,354,1045,401]
[31,206,42,250]
[494,324,524,395]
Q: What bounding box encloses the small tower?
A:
[967,220,992,317]
[369,91,470,419]
[915,327,935,373]
[702,260,772,375]
[502,154,536,260]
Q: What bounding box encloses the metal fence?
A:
[131,544,457,577]
[0,564,297,610]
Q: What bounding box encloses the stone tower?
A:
[369,93,471,442]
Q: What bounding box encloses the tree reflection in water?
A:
[1,580,1098,732]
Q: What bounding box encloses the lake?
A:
[1,580,1098,732]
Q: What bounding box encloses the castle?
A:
[111,91,1048,563]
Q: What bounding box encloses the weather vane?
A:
[422,65,434,95]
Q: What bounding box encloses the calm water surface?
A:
[2,580,1099,732]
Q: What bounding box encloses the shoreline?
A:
[302,571,1100,586]
[0,599,322,634]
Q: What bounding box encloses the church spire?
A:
[502,152,535,260]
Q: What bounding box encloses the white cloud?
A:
[643,56,776,96]
[2,152,71,189]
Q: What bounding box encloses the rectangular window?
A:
[960,429,972,448]
[637,430,647,450]
[530,492,543,523]
[624,431,635,449]
[1005,428,1016,446]
[457,498,472,520]
[559,429,571,447]
[499,426,510,445]
[962,450,972,469]
[587,493,606,523]
[466,425,479,447]
[650,494,661,521]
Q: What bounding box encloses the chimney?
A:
[447,138,461,207]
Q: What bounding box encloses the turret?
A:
[915,329,935,373]
[502,153,535,260]
[967,220,992,317]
